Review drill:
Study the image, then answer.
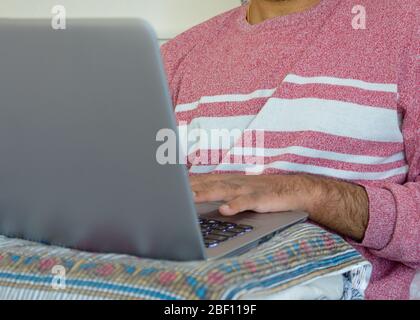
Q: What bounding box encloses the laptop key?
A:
[204,240,219,248]
[201,226,213,231]
[213,225,230,232]
[237,224,253,232]
[220,222,236,229]
[207,220,220,225]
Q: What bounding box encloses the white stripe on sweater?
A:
[180,98,403,143]
[174,75,397,113]
[230,147,406,165]
[189,162,409,181]
[247,98,403,143]
[175,88,276,113]
[284,74,398,93]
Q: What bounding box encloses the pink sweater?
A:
[161,1,419,299]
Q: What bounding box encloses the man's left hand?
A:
[191,174,318,216]
[190,173,369,241]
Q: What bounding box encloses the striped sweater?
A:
[161,0,419,299]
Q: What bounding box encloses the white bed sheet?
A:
[240,262,372,300]
[240,274,344,300]
[242,268,420,300]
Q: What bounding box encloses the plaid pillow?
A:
[0,223,370,300]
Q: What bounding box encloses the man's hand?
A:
[190,174,369,241]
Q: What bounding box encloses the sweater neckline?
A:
[236,1,340,33]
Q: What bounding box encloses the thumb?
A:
[219,194,258,216]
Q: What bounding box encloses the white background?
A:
[0,0,241,41]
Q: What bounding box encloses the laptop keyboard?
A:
[199,218,254,248]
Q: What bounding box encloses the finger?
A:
[192,181,239,203]
[219,194,260,216]
[190,174,223,183]
[190,174,235,187]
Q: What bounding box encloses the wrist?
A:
[297,174,326,217]
[278,174,324,216]
[291,174,369,240]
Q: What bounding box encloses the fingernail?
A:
[220,204,230,211]
[192,192,197,198]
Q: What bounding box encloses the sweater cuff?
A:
[359,185,398,250]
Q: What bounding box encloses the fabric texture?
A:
[161,0,419,299]
[0,223,369,300]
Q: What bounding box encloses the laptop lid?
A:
[0,19,206,261]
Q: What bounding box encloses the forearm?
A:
[297,174,369,241]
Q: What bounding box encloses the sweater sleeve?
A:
[355,21,420,269]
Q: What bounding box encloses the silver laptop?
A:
[0,19,307,261]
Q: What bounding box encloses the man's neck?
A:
[247,0,321,25]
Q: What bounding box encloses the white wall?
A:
[0,0,241,40]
